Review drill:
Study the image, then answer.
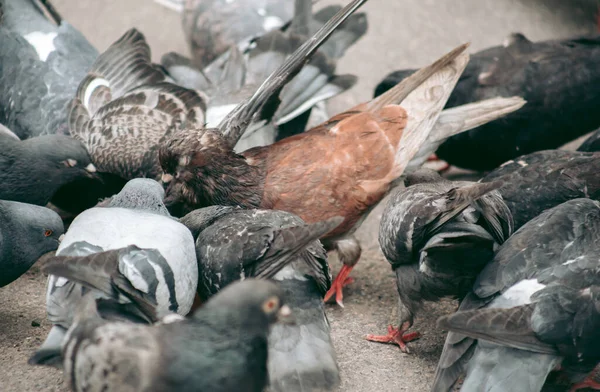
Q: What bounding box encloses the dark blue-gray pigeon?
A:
[32,178,197,367]
[0,200,63,287]
[432,198,600,392]
[0,0,97,139]
[52,279,293,392]
[481,149,600,230]
[180,206,342,391]
[370,169,512,352]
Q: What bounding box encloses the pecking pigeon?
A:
[369,169,512,352]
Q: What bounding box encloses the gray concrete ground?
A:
[0,0,597,391]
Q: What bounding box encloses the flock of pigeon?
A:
[1,0,600,391]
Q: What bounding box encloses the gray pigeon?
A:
[69,28,207,180]
[34,178,197,367]
[482,149,600,230]
[182,0,295,68]
[163,0,366,152]
[432,198,600,392]
[181,207,342,391]
[0,130,98,206]
[0,0,98,139]
[370,169,513,352]
[56,279,293,392]
[0,200,63,287]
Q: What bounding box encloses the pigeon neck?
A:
[189,150,264,209]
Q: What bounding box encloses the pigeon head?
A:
[195,279,293,326]
[179,205,237,239]
[105,178,170,216]
[0,134,98,205]
[0,201,64,287]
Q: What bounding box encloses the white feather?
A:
[24,31,57,61]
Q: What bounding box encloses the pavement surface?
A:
[0,0,598,391]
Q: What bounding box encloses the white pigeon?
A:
[32,178,197,367]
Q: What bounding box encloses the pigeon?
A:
[0,0,97,139]
[0,200,63,287]
[367,169,512,352]
[577,127,600,152]
[433,198,600,392]
[54,279,293,392]
[0,130,98,206]
[163,0,366,152]
[375,33,600,171]
[159,2,525,308]
[69,28,207,181]
[0,0,132,214]
[33,178,198,367]
[181,207,342,391]
[182,0,295,68]
[481,150,600,230]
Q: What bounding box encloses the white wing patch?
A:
[24,31,58,61]
[490,279,546,309]
[83,78,110,110]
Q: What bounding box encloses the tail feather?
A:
[460,344,560,392]
[268,277,340,392]
[407,96,526,172]
[311,6,368,59]
[161,51,212,91]
[41,246,159,322]
[289,0,311,37]
[388,47,470,178]
[254,216,343,278]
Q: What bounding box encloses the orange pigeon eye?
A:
[44,230,53,237]
[262,297,279,314]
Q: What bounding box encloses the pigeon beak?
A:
[85,163,97,173]
[276,305,295,325]
[161,173,173,184]
[58,234,65,243]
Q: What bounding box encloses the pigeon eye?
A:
[44,230,53,237]
[262,297,279,314]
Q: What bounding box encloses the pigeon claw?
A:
[425,153,451,173]
[323,264,355,308]
[365,322,421,353]
[569,364,600,391]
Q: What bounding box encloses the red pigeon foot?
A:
[323,264,355,308]
[426,153,451,173]
[570,364,600,391]
[366,322,421,353]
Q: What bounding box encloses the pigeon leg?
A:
[323,264,355,307]
[425,153,451,173]
[570,364,600,391]
[324,237,361,307]
[365,322,421,353]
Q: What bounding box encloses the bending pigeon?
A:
[33,178,197,366]
[369,169,512,352]
[69,28,207,180]
[0,130,98,206]
[0,200,63,287]
[159,5,524,308]
[163,0,366,152]
[433,198,600,392]
[55,279,293,392]
[181,207,342,391]
[481,149,600,230]
[375,33,600,171]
